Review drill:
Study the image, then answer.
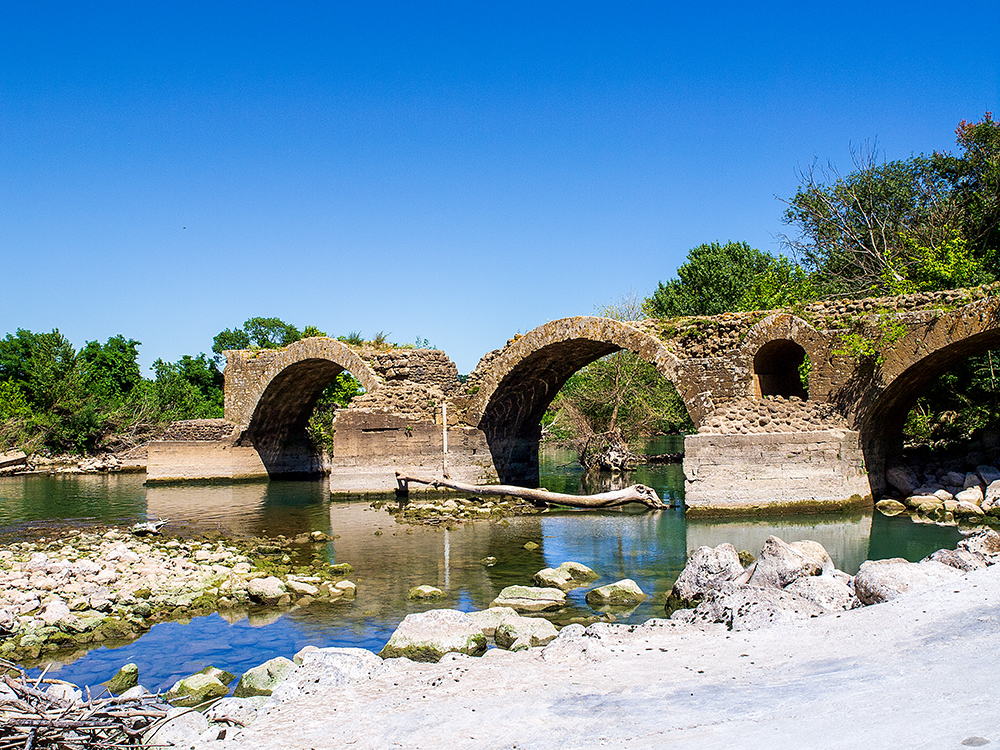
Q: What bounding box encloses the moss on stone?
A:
[684,494,872,518]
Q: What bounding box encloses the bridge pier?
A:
[683,430,872,514]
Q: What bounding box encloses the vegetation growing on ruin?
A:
[644,113,1000,452]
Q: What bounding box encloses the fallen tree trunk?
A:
[395,472,667,509]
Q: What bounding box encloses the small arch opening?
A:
[753,339,809,400]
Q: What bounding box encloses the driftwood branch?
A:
[0,659,169,748]
[395,473,666,509]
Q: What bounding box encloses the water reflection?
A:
[685,514,874,574]
[1,446,972,691]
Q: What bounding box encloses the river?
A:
[0,438,963,692]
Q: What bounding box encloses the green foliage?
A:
[644,242,815,318]
[888,227,992,293]
[150,354,224,420]
[301,325,327,338]
[833,312,909,366]
[0,381,31,421]
[306,373,364,451]
[903,350,1000,450]
[782,114,999,297]
[212,317,320,361]
[79,335,143,405]
[545,351,694,447]
[340,331,365,346]
[797,354,812,393]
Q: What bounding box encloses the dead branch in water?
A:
[395,473,666,509]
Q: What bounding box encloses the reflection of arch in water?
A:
[465,317,691,486]
[225,339,381,477]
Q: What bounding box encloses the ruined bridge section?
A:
[147,285,1000,514]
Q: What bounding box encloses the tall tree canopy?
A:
[781,113,999,296]
[644,242,811,318]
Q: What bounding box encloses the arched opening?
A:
[239,359,366,478]
[753,339,809,400]
[861,331,1000,498]
[472,326,691,486]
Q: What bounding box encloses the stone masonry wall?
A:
[684,430,871,513]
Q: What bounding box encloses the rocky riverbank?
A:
[0,527,356,665]
[170,529,998,748]
[0,450,147,476]
[879,460,1000,525]
[4,527,997,747]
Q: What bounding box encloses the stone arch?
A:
[738,314,831,402]
[223,338,381,476]
[466,316,686,485]
[753,340,809,399]
[855,299,1000,495]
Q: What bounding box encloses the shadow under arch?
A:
[228,338,381,478]
[859,328,1000,496]
[466,317,690,486]
[753,339,809,400]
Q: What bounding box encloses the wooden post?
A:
[442,402,449,478]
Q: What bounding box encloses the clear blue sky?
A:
[2,2,997,375]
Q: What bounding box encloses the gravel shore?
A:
[210,563,1000,750]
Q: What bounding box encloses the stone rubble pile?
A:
[0,528,356,663]
[666,529,1000,631]
[698,397,848,435]
[880,462,1000,523]
[380,494,543,524]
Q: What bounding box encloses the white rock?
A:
[494,616,559,650]
[286,579,318,596]
[490,586,565,612]
[670,543,744,602]
[784,576,854,611]
[746,536,823,589]
[853,559,961,605]
[143,706,209,747]
[378,610,487,662]
[983,480,1000,511]
[40,598,71,627]
[955,486,984,506]
[270,647,382,702]
[247,577,286,604]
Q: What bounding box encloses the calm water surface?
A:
[0,439,963,691]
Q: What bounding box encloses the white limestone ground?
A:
[204,564,1000,750]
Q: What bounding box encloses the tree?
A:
[545,294,694,465]
[79,335,143,405]
[644,242,809,318]
[150,354,224,419]
[781,114,999,296]
[211,317,316,362]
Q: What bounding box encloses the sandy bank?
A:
[211,563,1000,750]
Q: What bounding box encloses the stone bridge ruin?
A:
[147,285,1000,514]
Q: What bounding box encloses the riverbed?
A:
[0,439,963,692]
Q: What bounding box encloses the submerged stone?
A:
[104,663,139,694]
[407,585,445,601]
